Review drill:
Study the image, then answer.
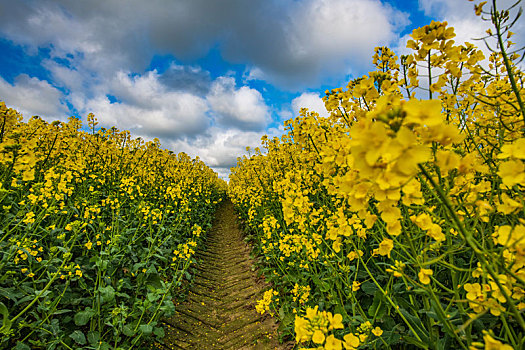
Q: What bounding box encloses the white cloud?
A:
[243,67,266,83]
[169,126,283,180]
[77,71,210,138]
[8,1,148,75]
[159,63,211,95]
[57,66,273,145]
[109,71,165,108]
[42,60,86,92]
[292,92,329,118]
[0,0,410,91]
[238,0,409,89]
[0,0,420,177]
[207,76,270,130]
[0,74,68,121]
[290,0,406,63]
[83,94,209,139]
[418,0,472,18]
[278,108,294,122]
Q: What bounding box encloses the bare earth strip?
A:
[154,200,284,350]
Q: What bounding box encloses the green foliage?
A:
[0,111,226,348]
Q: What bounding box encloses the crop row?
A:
[0,108,227,349]
[229,2,524,349]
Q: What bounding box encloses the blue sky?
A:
[0,0,518,178]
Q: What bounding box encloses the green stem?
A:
[353,241,428,348]
[428,50,433,100]
[418,164,525,331]
[492,0,525,133]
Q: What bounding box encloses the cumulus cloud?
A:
[74,71,210,138]
[278,108,294,122]
[169,126,282,180]
[159,63,212,95]
[207,76,270,130]
[53,66,272,141]
[0,1,151,76]
[0,0,423,177]
[42,59,86,92]
[291,92,329,118]
[82,94,209,139]
[234,0,409,88]
[0,0,410,90]
[0,74,68,121]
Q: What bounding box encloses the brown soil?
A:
[153,200,285,350]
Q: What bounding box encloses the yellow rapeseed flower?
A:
[325,334,342,350]
[418,268,433,285]
[328,313,344,330]
[498,160,525,187]
[374,238,393,258]
[343,333,360,349]
[372,326,383,336]
[483,332,513,350]
[312,329,325,344]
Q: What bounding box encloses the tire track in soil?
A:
[154,200,285,350]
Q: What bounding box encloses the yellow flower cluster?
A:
[230,3,524,348]
[292,284,311,306]
[12,238,43,264]
[172,240,198,262]
[255,289,279,316]
[295,307,382,350]
[0,105,226,346]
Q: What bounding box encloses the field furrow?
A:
[155,200,284,350]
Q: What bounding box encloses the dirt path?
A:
[154,200,283,350]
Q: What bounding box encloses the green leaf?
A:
[95,257,108,271]
[146,273,163,289]
[87,331,100,346]
[161,300,175,316]
[184,271,192,281]
[14,342,31,350]
[0,302,12,335]
[122,325,135,337]
[0,287,23,301]
[98,341,110,350]
[52,309,72,315]
[368,290,386,319]
[312,275,330,292]
[361,281,378,295]
[146,292,160,303]
[146,265,157,274]
[437,335,452,350]
[132,262,145,273]
[69,330,87,345]
[153,327,165,338]
[74,308,96,326]
[399,308,430,344]
[403,335,429,349]
[15,295,35,306]
[98,286,115,304]
[139,324,153,335]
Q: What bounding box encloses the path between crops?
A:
[154,200,284,350]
